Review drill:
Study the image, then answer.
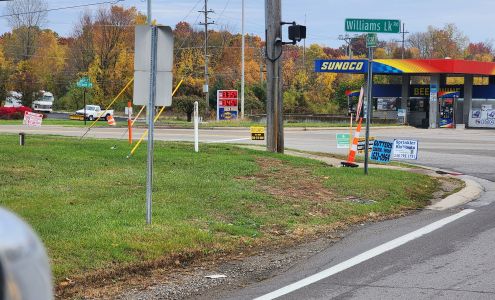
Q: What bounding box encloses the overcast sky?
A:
[0,0,494,48]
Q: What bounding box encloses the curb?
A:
[426,176,483,211]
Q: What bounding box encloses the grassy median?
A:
[0,119,112,127]
[0,134,437,286]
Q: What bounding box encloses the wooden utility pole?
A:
[241,0,245,119]
[265,0,283,153]
[200,0,214,116]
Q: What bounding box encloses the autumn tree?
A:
[67,12,95,74]
[408,24,468,59]
[4,0,48,61]
[0,44,13,101]
[465,42,493,61]
[8,60,39,106]
[29,30,67,96]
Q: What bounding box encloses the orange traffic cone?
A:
[341,117,362,168]
[107,115,116,126]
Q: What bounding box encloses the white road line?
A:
[254,209,476,300]
[206,138,251,143]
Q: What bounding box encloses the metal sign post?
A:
[364,35,375,175]
[146,0,154,225]
[343,19,400,175]
[134,24,174,225]
[146,25,158,225]
[77,77,93,125]
[83,88,87,125]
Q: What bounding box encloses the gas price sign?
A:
[217,90,239,120]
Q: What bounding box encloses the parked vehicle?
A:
[3,91,23,108]
[0,208,53,300]
[72,105,114,121]
[32,91,54,113]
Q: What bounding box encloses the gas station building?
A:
[315,59,495,129]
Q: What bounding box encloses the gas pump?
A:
[438,91,459,128]
[345,89,360,116]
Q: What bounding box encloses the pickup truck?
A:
[71,105,114,121]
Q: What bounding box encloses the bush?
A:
[172,96,205,121]
[0,106,33,120]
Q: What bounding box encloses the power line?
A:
[0,0,124,18]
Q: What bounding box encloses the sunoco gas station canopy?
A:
[315,59,495,76]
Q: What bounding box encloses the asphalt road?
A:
[1,125,494,299]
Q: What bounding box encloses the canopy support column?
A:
[429,75,440,128]
[463,75,473,128]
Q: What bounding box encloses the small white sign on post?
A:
[22,111,43,127]
[124,107,133,116]
[392,139,418,160]
[194,101,199,153]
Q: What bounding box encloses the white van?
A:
[32,91,54,113]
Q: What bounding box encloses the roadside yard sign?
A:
[357,136,375,153]
[392,139,418,160]
[370,140,394,163]
[250,126,265,140]
[336,133,351,149]
[69,115,85,121]
[345,18,401,34]
[23,111,43,127]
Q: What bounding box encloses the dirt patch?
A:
[431,176,466,203]
[241,157,336,203]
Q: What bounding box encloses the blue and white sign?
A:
[315,59,368,73]
[370,140,393,163]
[392,139,418,160]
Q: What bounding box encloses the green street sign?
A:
[366,33,378,48]
[345,18,401,34]
[77,77,93,88]
[336,133,351,149]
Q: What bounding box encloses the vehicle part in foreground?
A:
[0,208,53,300]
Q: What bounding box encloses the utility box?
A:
[133,25,174,106]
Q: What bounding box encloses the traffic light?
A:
[279,21,306,45]
[288,24,306,44]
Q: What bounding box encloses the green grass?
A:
[0,119,112,127]
[0,134,437,283]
